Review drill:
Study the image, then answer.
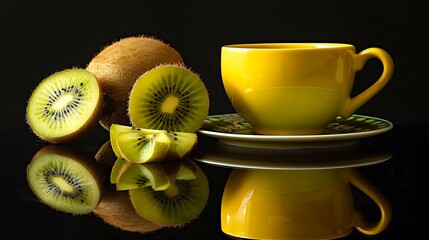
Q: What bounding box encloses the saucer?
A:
[193,141,393,170]
[198,113,393,149]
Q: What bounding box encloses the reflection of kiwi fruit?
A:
[94,140,117,173]
[93,184,163,234]
[86,36,184,130]
[110,157,132,184]
[26,68,103,143]
[27,144,104,215]
[129,161,209,226]
[116,163,171,191]
[128,64,210,133]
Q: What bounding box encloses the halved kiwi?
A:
[27,144,104,215]
[86,36,184,130]
[26,68,103,143]
[93,184,163,234]
[116,163,170,191]
[129,161,209,226]
[128,64,210,133]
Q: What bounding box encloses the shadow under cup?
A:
[221,43,394,135]
[221,168,391,240]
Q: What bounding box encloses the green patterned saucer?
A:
[198,113,393,149]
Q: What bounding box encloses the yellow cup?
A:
[221,43,394,135]
[221,168,391,240]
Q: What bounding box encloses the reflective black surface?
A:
[5,122,422,239]
[4,0,426,238]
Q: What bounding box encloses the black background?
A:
[2,0,425,239]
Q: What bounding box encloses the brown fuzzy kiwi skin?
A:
[93,184,164,233]
[25,69,104,144]
[27,144,106,215]
[86,35,184,130]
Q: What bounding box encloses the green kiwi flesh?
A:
[116,163,170,191]
[27,144,103,215]
[26,68,103,143]
[86,36,184,130]
[109,124,134,157]
[129,161,209,226]
[116,130,172,163]
[110,124,198,162]
[166,131,197,159]
[128,64,209,133]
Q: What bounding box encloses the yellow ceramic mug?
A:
[221,43,394,135]
[221,168,391,240]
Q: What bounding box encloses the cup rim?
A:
[222,43,355,50]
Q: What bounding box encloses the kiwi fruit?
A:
[86,36,184,130]
[110,124,198,163]
[26,68,103,143]
[165,130,198,159]
[26,144,104,215]
[93,184,163,234]
[116,130,172,163]
[128,64,210,133]
[129,161,209,226]
[109,124,134,157]
[116,163,171,191]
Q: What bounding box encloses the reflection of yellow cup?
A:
[221,168,391,240]
[221,43,394,135]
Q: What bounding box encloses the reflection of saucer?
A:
[192,142,393,170]
[198,113,393,149]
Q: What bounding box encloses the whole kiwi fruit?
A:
[86,35,184,130]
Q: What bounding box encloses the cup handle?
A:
[345,168,392,235]
[339,47,394,118]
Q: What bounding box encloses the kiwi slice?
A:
[128,64,210,133]
[27,144,104,215]
[109,124,134,157]
[86,36,184,130]
[166,130,198,158]
[116,163,170,191]
[93,184,163,233]
[26,68,103,143]
[129,161,209,226]
[116,130,172,163]
[111,125,198,162]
